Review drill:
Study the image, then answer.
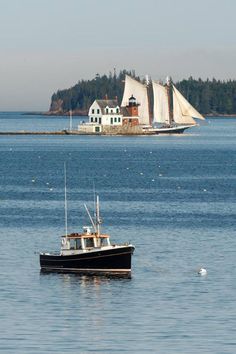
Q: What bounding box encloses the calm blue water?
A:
[0,113,236,353]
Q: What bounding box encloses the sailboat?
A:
[121,75,205,134]
[40,166,135,276]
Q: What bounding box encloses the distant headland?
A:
[45,70,236,117]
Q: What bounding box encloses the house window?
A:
[118,117,121,122]
[90,117,93,122]
[116,108,119,113]
[110,109,113,113]
[97,109,100,114]
[99,117,101,124]
[111,117,113,124]
[92,109,94,114]
[106,108,109,114]
[95,117,97,122]
[114,117,117,123]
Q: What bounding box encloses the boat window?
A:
[70,239,76,250]
[76,239,82,249]
[101,238,108,246]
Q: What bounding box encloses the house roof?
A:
[96,99,119,109]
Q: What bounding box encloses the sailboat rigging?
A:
[121,75,205,134]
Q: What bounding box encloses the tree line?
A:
[49,70,236,115]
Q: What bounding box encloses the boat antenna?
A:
[93,179,96,220]
[84,204,97,232]
[64,162,68,238]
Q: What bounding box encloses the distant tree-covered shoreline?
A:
[48,70,236,116]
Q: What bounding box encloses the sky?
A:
[0,0,236,111]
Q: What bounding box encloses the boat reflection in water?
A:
[40,194,135,277]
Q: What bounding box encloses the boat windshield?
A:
[67,238,82,250]
[101,238,109,246]
[85,238,94,248]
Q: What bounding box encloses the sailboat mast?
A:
[69,109,72,132]
[166,77,173,125]
[145,74,152,126]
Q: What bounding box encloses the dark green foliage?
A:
[175,77,236,114]
[50,71,236,115]
[50,70,139,113]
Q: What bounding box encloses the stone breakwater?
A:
[0,127,155,135]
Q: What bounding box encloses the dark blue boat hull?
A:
[40,246,134,275]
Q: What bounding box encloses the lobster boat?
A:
[40,194,135,276]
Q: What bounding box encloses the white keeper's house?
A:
[79,99,123,133]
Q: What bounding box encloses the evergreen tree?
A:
[49,72,236,115]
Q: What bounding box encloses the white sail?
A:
[152,81,169,124]
[173,85,205,124]
[121,75,150,125]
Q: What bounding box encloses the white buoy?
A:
[198,267,207,275]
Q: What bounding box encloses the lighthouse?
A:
[122,95,140,126]
[127,95,139,116]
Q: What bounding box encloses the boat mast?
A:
[64,163,68,238]
[84,204,97,232]
[145,74,152,126]
[166,76,173,125]
[96,195,101,236]
[69,109,72,132]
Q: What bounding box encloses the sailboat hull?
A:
[40,245,135,276]
[145,125,194,134]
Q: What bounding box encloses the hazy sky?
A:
[0,0,236,110]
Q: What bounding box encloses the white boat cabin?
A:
[61,226,111,255]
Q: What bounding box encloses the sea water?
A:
[0,113,236,353]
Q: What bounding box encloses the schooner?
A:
[121,75,205,134]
